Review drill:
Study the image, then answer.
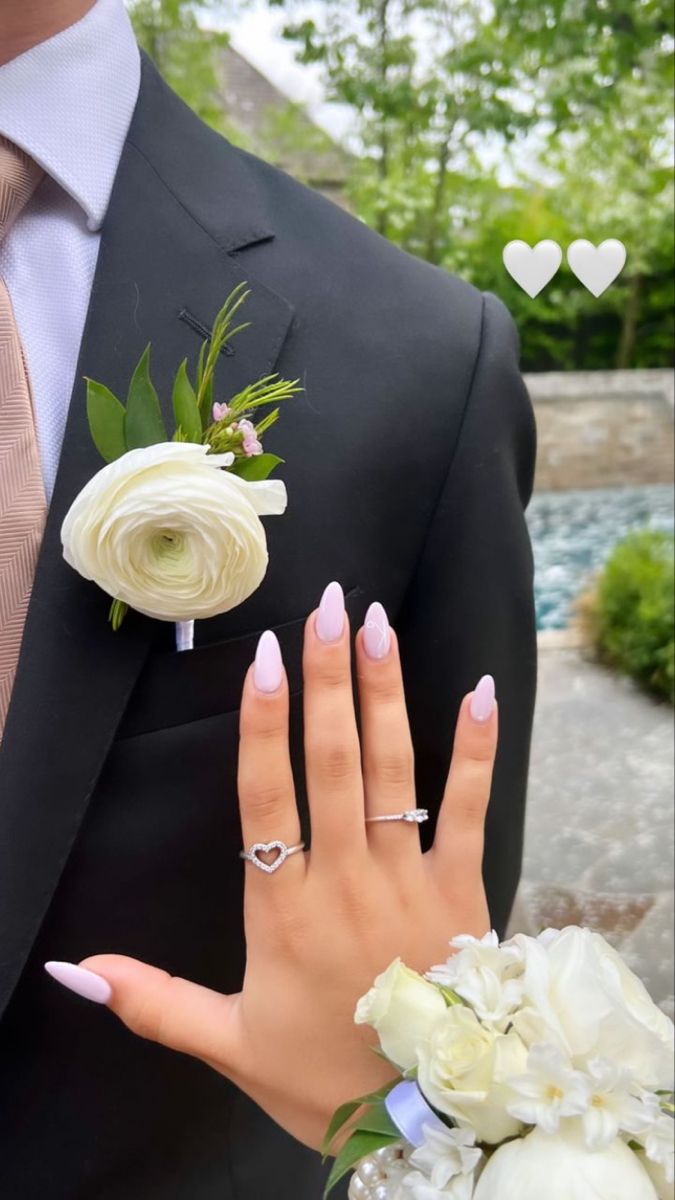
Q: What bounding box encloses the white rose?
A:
[511,928,674,1089]
[354,959,447,1072]
[416,1004,526,1144]
[473,1126,658,1200]
[61,442,287,621]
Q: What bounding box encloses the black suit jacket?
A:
[0,54,537,1198]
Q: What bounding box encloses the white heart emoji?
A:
[502,240,563,298]
[567,239,627,297]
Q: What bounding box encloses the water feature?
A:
[526,484,674,630]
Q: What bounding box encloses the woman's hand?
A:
[46,583,498,1151]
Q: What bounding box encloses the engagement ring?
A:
[365,808,429,825]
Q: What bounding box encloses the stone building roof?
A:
[216,44,352,206]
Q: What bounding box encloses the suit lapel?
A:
[0,55,293,1018]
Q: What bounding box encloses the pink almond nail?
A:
[315,581,345,643]
[363,601,391,660]
[44,961,112,1004]
[253,630,283,693]
[469,674,495,723]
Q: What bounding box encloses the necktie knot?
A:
[0,136,44,244]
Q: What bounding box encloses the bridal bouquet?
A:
[61,283,301,638]
[324,927,674,1200]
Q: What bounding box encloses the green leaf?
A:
[109,599,129,631]
[320,1099,363,1160]
[353,1101,400,1139]
[230,453,284,481]
[125,345,167,449]
[85,379,127,462]
[321,1079,400,1159]
[324,1130,399,1199]
[172,359,202,443]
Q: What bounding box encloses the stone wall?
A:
[524,369,674,491]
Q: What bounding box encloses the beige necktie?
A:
[0,136,47,737]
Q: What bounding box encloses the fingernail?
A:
[44,961,112,1004]
[253,629,283,693]
[363,601,391,660]
[315,581,345,643]
[469,675,495,723]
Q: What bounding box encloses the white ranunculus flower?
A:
[416,1004,527,1144]
[61,443,287,621]
[427,932,524,1030]
[354,959,447,1072]
[510,927,674,1090]
[473,1126,658,1200]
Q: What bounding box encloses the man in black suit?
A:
[0,0,536,1195]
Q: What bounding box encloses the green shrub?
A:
[586,530,674,703]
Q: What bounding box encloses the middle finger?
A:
[302,582,367,865]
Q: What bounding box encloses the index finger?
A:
[237,630,304,890]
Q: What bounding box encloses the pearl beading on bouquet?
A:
[348,1144,410,1199]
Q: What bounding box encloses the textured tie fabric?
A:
[0,136,47,736]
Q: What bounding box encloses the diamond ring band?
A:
[240,840,305,874]
[365,808,429,825]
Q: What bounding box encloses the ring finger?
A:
[355,602,420,862]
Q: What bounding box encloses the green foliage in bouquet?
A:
[321,1080,401,1197]
[84,282,302,477]
[583,530,674,703]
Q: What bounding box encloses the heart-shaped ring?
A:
[240,840,305,874]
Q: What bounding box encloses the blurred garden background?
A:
[126,0,674,1011]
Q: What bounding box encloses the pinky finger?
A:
[428,675,498,880]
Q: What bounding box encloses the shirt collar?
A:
[0,0,141,232]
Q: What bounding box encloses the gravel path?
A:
[508,643,674,1017]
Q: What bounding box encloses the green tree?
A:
[269,0,674,368]
[126,0,233,133]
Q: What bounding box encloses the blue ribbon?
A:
[384,1080,448,1148]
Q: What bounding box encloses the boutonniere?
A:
[61,284,301,649]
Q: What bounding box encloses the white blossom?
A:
[505,1043,590,1134]
[408,1124,482,1192]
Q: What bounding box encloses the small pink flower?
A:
[243,434,263,457]
[238,419,255,435]
[212,402,232,422]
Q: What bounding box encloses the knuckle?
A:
[315,662,349,690]
[128,988,167,1045]
[239,780,290,821]
[367,748,414,788]
[240,710,285,742]
[365,674,404,705]
[456,793,489,826]
[334,869,371,927]
[311,740,360,785]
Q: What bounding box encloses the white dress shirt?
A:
[0,0,141,500]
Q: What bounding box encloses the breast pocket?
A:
[116,585,365,738]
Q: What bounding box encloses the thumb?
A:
[47,954,240,1069]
